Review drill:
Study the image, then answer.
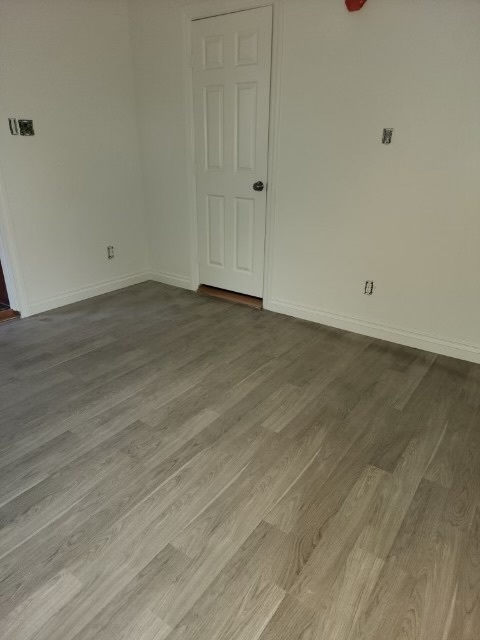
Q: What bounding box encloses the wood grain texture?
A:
[0,281,478,639]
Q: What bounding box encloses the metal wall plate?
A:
[18,119,35,136]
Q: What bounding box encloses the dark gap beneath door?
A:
[197,285,262,309]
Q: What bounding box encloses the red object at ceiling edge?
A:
[346,0,367,11]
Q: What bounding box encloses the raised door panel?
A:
[235,30,258,66]
[235,83,257,172]
[203,35,224,69]
[206,195,225,268]
[234,197,254,274]
[204,86,224,170]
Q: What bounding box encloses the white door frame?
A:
[182,0,285,304]
[0,166,28,315]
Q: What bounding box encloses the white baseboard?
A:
[24,274,480,364]
[265,298,480,364]
[26,272,150,316]
[149,270,193,290]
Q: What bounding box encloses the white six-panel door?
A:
[192,7,272,297]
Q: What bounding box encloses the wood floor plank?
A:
[256,593,316,640]
[357,402,451,560]
[32,562,139,640]
[0,430,82,507]
[1,569,82,640]
[314,543,385,640]
[386,479,464,640]
[392,351,437,411]
[443,415,480,532]
[69,546,187,640]
[0,438,200,616]
[165,522,285,640]
[264,371,402,538]
[0,444,131,559]
[446,507,480,640]
[346,556,416,640]
[424,396,478,490]
[289,464,388,610]
[0,299,253,464]
[157,427,327,627]
[68,422,270,586]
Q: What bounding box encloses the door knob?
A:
[253,181,265,192]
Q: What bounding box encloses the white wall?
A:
[127,0,193,288]
[0,0,149,315]
[128,0,480,362]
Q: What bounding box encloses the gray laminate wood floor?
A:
[0,281,478,640]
